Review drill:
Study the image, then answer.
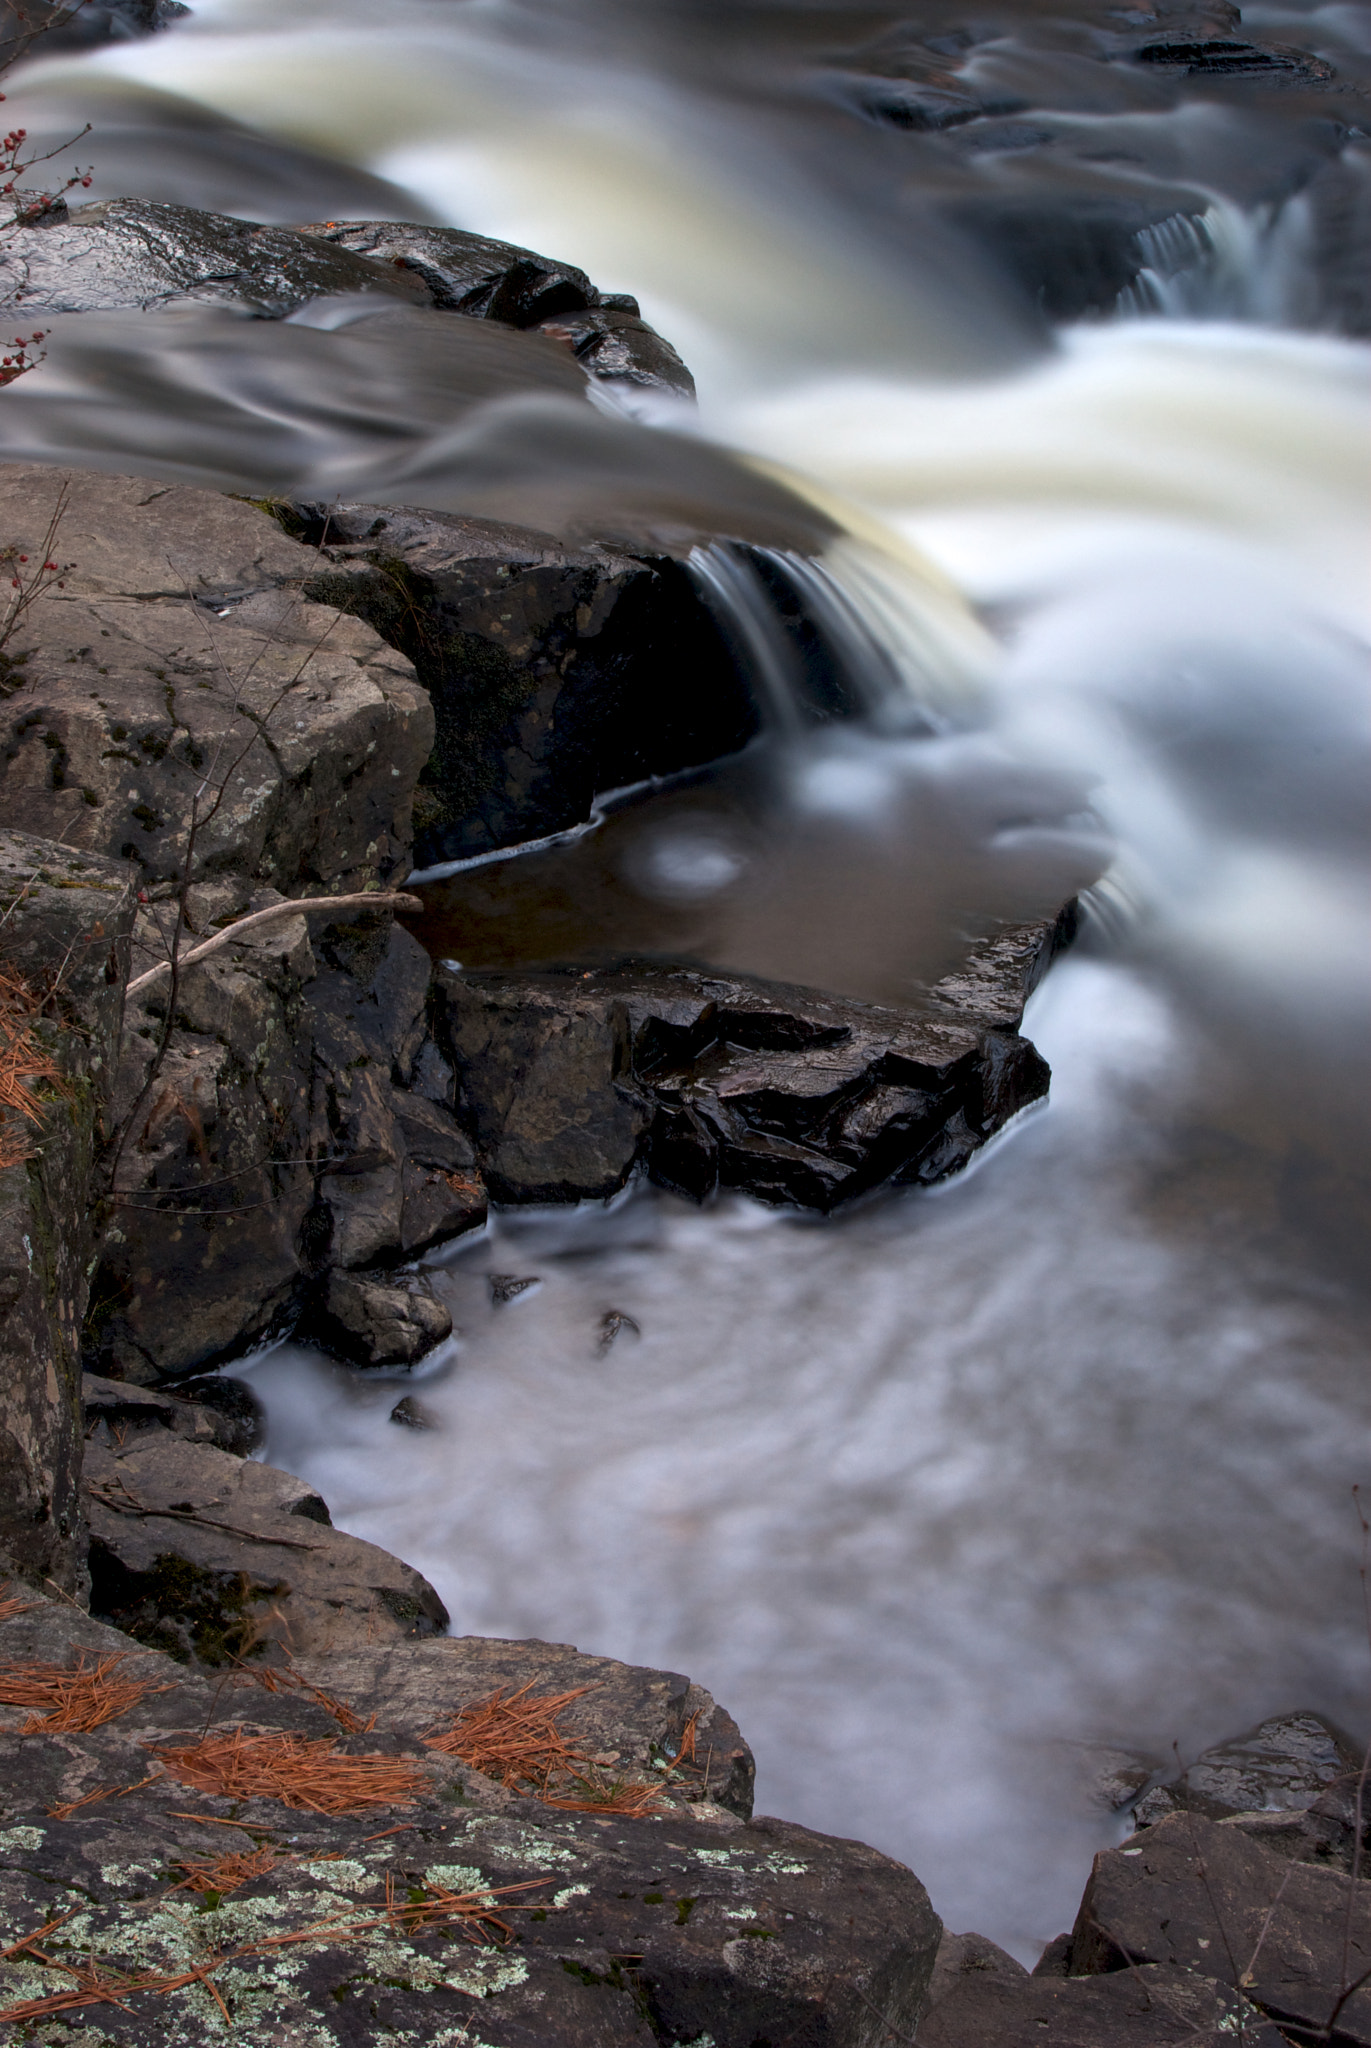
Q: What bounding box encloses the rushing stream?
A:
[5,0,1368,1960]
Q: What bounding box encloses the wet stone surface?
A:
[435,924,1064,1210]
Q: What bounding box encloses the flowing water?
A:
[4,0,1369,1959]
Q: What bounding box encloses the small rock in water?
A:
[489,1273,540,1306]
[1065,1740,1161,1812]
[598,1309,642,1350]
[389,1395,438,1430]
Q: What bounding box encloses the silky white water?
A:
[10,0,1370,1958]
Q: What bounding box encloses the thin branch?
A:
[125,892,421,997]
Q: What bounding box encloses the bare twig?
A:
[125,892,421,997]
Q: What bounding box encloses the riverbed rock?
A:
[315,1267,453,1368]
[85,1428,449,1664]
[292,219,696,399]
[0,198,696,398]
[436,920,1062,1208]
[1073,1810,1371,2043]
[0,1580,942,2046]
[1130,1708,1365,1871]
[0,832,135,1593]
[1132,1708,1360,1825]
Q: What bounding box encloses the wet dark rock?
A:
[1131,36,1334,78]
[316,1268,453,1368]
[599,1309,641,1350]
[534,304,696,400]
[0,197,696,399]
[914,1962,1284,2044]
[1,0,188,53]
[0,197,434,320]
[437,922,1061,1211]
[0,832,135,1594]
[1074,1810,1371,2044]
[295,219,695,397]
[85,1429,449,1663]
[84,1368,263,1457]
[294,218,598,326]
[289,499,753,863]
[0,1583,940,2046]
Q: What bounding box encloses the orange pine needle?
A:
[0,1653,175,1733]
[247,1662,376,1733]
[149,1727,425,1813]
[0,1580,35,1623]
[170,1846,278,1896]
[422,1682,595,1790]
[0,960,69,1170]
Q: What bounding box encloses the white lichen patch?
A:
[692,1848,737,1866]
[291,1856,368,1889]
[99,1859,161,1893]
[551,1884,590,1909]
[761,1853,808,1877]
[424,1863,488,1896]
[0,1825,45,1851]
[722,1907,760,1921]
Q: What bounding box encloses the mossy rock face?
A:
[87,1542,286,1666]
